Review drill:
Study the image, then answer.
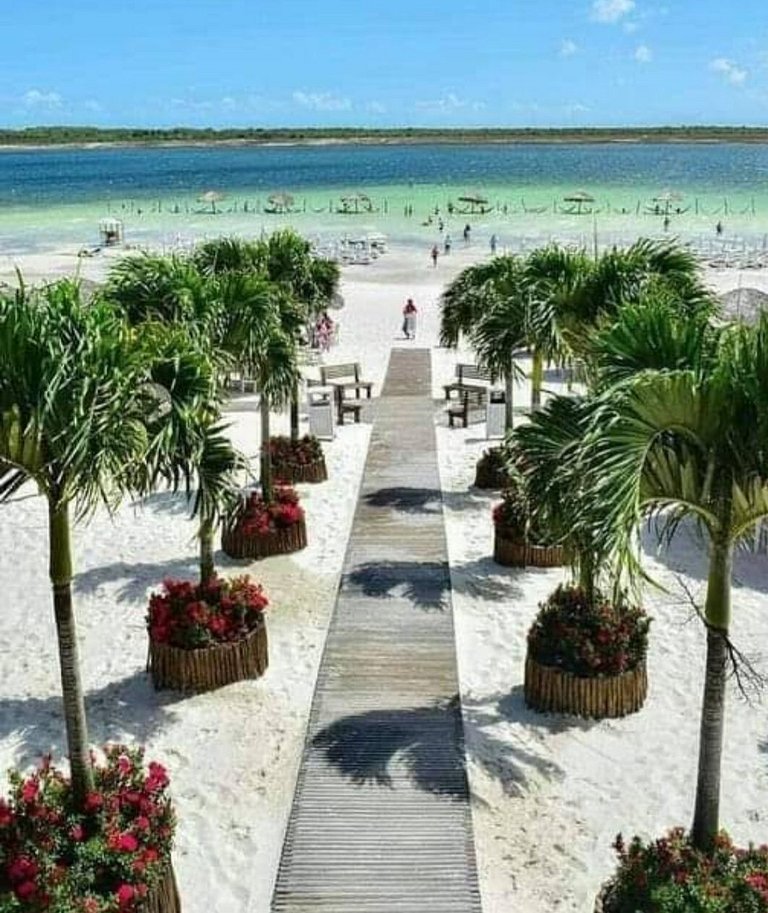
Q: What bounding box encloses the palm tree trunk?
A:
[504,362,515,432]
[691,538,732,851]
[48,496,94,809]
[290,383,300,443]
[260,394,273,502]
[199,515,215,582]
[530,349,544,411]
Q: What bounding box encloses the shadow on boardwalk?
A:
[345,557,523,612]
[312,686,597,802]
[363,486,442,515]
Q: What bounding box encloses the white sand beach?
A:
[1,242,767,913]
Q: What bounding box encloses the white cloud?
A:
[22,89,62,108]
[590,0,635,23]
[366,101,387,114]
[415,93,484,112]
[221,96,237,111]
[634,44,653,63]
[292,91,351,112]
[623,20,639,33]
[710,57,748,86]
[83,99,102,113]
[559,39,578,57]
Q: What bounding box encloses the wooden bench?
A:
[446,389,487,428]
[443,363,492,400]
[320,362,373,424]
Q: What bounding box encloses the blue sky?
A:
[1,0,766,128]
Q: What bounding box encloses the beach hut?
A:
[98,218,123,246]
[198,190,225,214]
[562,190,595,215]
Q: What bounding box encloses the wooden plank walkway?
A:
[271,349,482,913]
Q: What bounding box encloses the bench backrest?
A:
[321,362,360,383]
[456,363,491,383]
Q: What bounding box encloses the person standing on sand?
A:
[490,233,498,254]
[402,299,418,339]
[463,223,471,244]
[444,235,452,255]
[431,244,439,267]
[716,220,723,236]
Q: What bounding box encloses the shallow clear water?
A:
[2,143,768,254]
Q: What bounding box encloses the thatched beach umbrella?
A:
[719,287,768,324]
[458,193,490,214]
[652,190,684,215]
[267,192,295,214]
[563,190,595,214]
[339,192,373,214]
[198,190,225,213]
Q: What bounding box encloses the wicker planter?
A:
[493,527,565,568]
[524,653,648,719]
[149,619,268,693]
[222,518,307,559]
[272,454,328,484]
[474,451,510,490]
[146,864,182,913]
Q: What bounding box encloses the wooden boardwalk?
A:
[271,349,482,913]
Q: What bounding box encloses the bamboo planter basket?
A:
[593,884,613,913]
[524,654,648,719]
[146,864,183,913]
[493,527,565,568]
[272,454,328,484]
[148,619,268,693]
[222,518,307,560]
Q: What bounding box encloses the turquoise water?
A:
[2,143,768,254]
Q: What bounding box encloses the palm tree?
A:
[440,256,526,430]
[584,298,768,850]
[0,279,218,806]
[197,231,340,442]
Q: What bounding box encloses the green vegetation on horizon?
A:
[4,125,768,146]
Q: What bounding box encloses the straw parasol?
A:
[338,192,373,214]
[652,190,684,215]
[198,190,225,213]
[563,190,595,214]
[719,287,768,324]
[457,192,490,214]
[266,192,295,213]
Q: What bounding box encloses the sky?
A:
[0,0,766,128]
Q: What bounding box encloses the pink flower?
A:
[70,824,85,841]
[117,832,139,852]
[117,754,133,776]
[14,880,37,902]
[20,778,38,803]
[116,883,135,907]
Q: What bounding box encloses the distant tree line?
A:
[2,125,768,147]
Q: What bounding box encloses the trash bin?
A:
[308,386,335,440]
[486,388,506,439]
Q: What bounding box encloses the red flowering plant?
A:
[0,745,175,912]
[604,828,768,912]
[231,486,304,538]
[528,584,650,677]
[492,486,551,545]
[268,435,323,469]
[147,575,268,649]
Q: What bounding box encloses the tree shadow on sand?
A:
[362,486,443,515]
[344,556,524,612]
[641,518,768,594]
[0,671,187,769]
[311,687,588,802]
[75,556,200,604]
